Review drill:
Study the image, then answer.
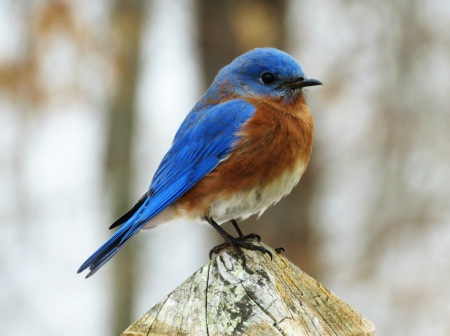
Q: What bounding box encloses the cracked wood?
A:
[122,241,375,336]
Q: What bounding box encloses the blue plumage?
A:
[78,99,256,277]
[214,48,305,98]
[78,47,322,278]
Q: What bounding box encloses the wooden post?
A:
[122,240,375,335]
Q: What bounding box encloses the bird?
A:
[78,47,322,278]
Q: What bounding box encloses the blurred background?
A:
[1,0,450,335]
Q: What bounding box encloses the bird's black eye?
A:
[261,72,276,85]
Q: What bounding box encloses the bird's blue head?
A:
[214,48,322,100]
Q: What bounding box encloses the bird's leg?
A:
[230,219,261,242]
[230,219,244,237]
[204,217,271,260]
[230,219,285,254]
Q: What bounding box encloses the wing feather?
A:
[78,99,255,276]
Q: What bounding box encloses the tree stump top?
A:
[122,240,375,335]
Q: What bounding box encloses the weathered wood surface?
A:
[122,240,375,336]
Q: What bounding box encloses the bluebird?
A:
[78,47,322,278]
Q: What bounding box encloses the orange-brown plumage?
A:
[175,93,313,220]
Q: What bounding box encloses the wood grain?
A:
[122,241,375,336]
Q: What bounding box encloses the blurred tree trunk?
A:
[197,0,320,277]
[198,0,286,84]
[104,1,145,334]
[362,0,434,276]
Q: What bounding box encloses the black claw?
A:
[209,242,228,259]
[264,249,273,260]
[274,247,286,255]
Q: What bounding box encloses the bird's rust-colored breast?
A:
[176,93,314,218]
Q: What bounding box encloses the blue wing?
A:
[78,99,255,277]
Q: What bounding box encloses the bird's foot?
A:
[205,217,271,260]
[236,233,260,242]
[209,234,271,260]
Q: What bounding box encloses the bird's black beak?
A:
[281,76,323,90]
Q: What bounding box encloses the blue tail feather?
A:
[77,197,151,278]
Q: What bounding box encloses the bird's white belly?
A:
[208,161,307,224]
